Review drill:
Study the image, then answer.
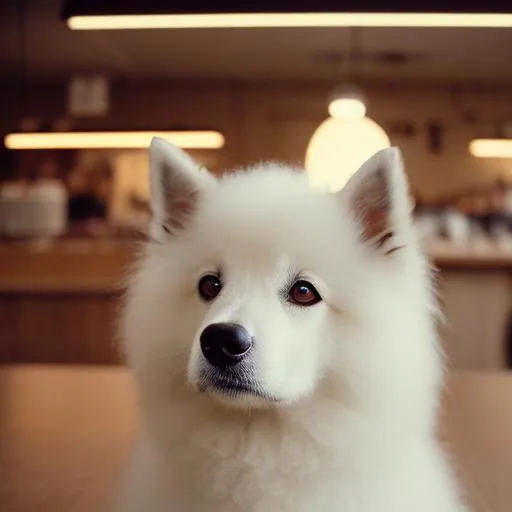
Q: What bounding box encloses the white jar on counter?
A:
[0,180,68,239]
[443,208,471,247]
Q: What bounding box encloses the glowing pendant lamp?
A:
[305,29,390,191]
[305,116,390,192]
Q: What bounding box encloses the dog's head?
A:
[123,138,441,423]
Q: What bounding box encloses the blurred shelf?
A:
[427,241,512,271]
[0,239,136,294]
[2,237,512,295]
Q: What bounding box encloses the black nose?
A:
[200,323,253,368]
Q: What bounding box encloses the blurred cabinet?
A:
[439,270,512,370]
[0,241,131,365]
[1,241,512,368]
[0,291,120,364]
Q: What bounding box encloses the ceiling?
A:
[1,0,512,85]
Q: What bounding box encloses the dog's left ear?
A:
[341,147,413,253]
[148,137,217,241]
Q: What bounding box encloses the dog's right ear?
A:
[148,137,217,241]
[341,147,413,255]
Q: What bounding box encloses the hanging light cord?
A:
[17,0,28,123]
[345,26,362,83]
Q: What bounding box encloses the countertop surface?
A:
[0,365,511,512]
[2,238,512,293]
[426,241,512,270]
[0,240,136,293]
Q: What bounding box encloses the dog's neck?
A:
[141,378,414,471]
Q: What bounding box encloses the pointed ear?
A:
[149,137,216,241]
[341,147,413,254]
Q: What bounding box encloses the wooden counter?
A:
[0,240,135,364]
[427,245,512,371]
[1,240,512,367]
[429,244,512,271]
[3,240,512,292]
[0,240,134,293]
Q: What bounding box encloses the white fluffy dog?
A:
[117,137,468,512]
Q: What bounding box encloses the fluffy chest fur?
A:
[120,403,464,512]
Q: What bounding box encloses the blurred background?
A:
[1,0,512,370]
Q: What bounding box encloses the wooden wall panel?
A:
[3,81,512,200]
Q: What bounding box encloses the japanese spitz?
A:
[117,138,468,512]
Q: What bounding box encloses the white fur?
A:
[117,138,469,512]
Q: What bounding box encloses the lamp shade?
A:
[305,117,390,192]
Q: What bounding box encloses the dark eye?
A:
[198,274,222,302]
[288,280,322,307]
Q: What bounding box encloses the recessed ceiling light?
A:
[469,139,512,158]
[4,131,225,150]
[67,13,512,30]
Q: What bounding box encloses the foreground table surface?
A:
[0,366,511,512]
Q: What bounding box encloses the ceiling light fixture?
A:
[306,27,390,191]
[4,131,225,150]
[66,13,512,30]
[328,30,367,121]
[469,139,512,158]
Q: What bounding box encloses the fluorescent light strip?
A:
[4,131,225,150]
[67,13,512,30]
[469,139,512,158]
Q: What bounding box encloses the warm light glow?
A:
[328,98,366,120]
[305,117,391,192]
[4,131,225,150]
[469,139,512,158]
[68,13,512,30]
